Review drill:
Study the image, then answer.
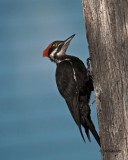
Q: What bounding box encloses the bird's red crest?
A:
[43,43,52,57]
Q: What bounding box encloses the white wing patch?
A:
[72,67,77,81]
[57,58,77,82]
[68,61,77,82]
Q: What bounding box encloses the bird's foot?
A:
[86,57,93,79]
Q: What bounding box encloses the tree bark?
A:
[82,0,128,159]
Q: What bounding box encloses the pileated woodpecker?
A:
[43,34,100,146]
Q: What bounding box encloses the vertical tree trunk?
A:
[82,0,128,159]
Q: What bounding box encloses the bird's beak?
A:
[62,34,75,53]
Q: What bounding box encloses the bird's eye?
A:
[53,42,58,47]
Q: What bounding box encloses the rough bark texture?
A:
[82,0,128,160]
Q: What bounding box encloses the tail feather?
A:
[78,125,86,143]
[85,118,101,147]
[84,125,91,142]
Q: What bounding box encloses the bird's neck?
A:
[52,54,71,64]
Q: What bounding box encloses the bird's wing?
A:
[56,60,85,141]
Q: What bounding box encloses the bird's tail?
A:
[84,117,101,147]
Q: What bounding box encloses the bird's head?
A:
[43,34,75,62]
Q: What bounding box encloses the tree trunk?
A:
[82,0,128,159]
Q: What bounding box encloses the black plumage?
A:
[43,34,100,146]
[56,56,100,146]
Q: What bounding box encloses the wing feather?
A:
[56,60,85,141]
